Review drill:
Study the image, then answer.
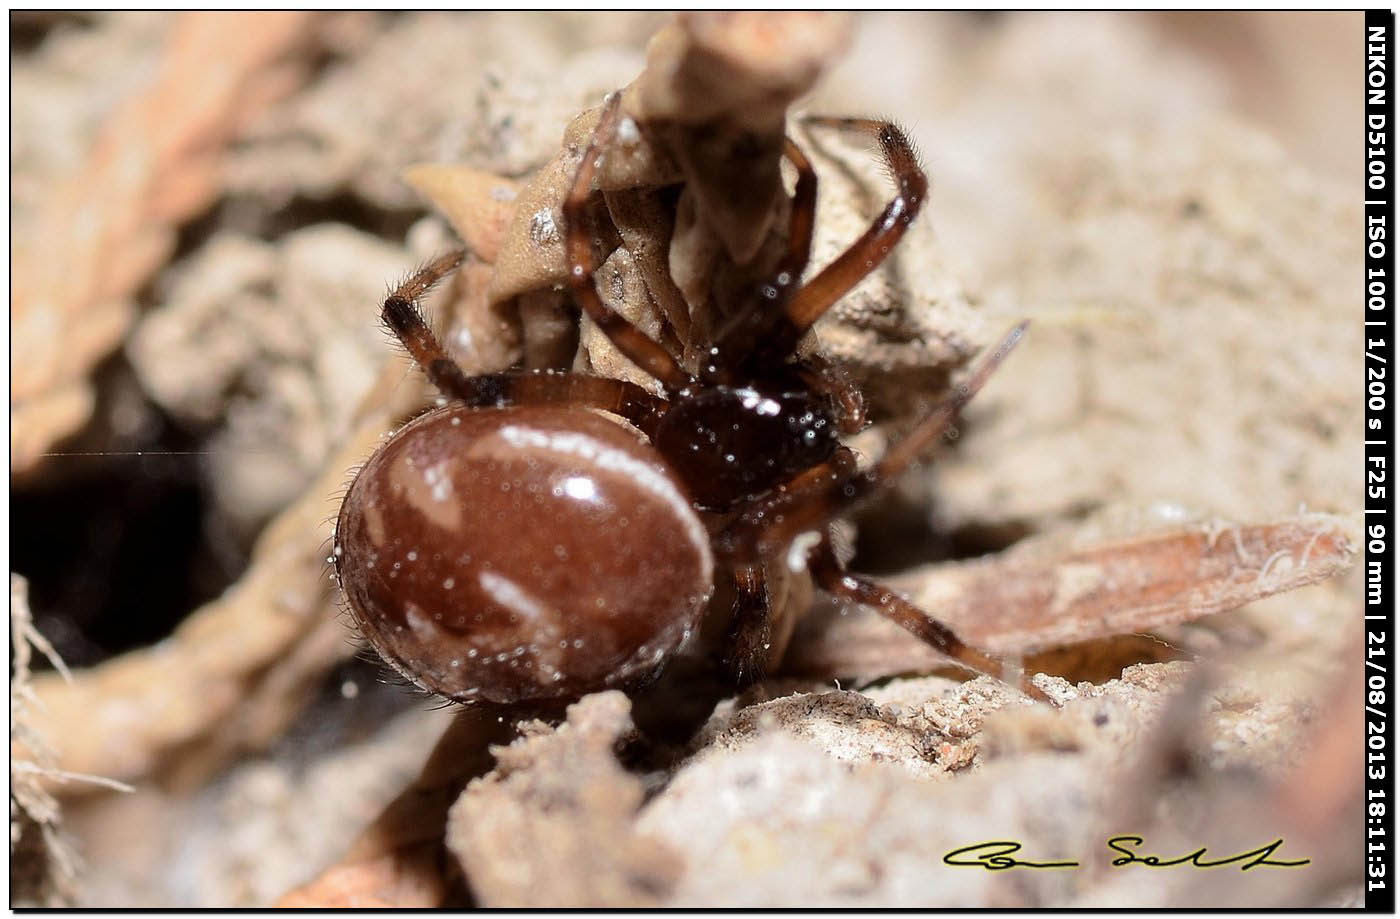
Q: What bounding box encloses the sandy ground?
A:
[10,12,1364,907]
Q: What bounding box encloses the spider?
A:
[334,93,1039,706]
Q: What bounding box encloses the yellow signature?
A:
[943,837,1310,872]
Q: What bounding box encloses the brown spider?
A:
[334,93,1038,706]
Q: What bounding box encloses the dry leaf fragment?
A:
[401,165,523,264]
[786,512,1358,681]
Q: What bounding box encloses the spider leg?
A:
[382,248,469,391]
[777,136,819,289]
[715,447,862,687]
[720,562,772,688]
[867,321,1027,484]
[709,135,819,375]
[795,354,866,434]
[564,93,693,393]
[460,372,670,437]
[713,325,1043,698]
[767,117,929,359]
[806,534,1048,701]
[382,252,669,435]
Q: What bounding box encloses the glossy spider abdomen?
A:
[334,404,715,704]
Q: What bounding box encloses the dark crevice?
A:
[11,352,244,670]
[163,191,427,281]
[849,486,1037,574]
[272,657,429,774]
[259,191,426,243]
[940,518,1039,561]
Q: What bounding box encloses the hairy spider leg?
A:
[564,93,693,393]
[720,562,772,688]
[381,250,670,435]
[806,534,1047,701]
[794,354,866,434]
[770,117,929,362]
[777,136,820,289]
[716,446,861,686]
[710,118,923,410]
